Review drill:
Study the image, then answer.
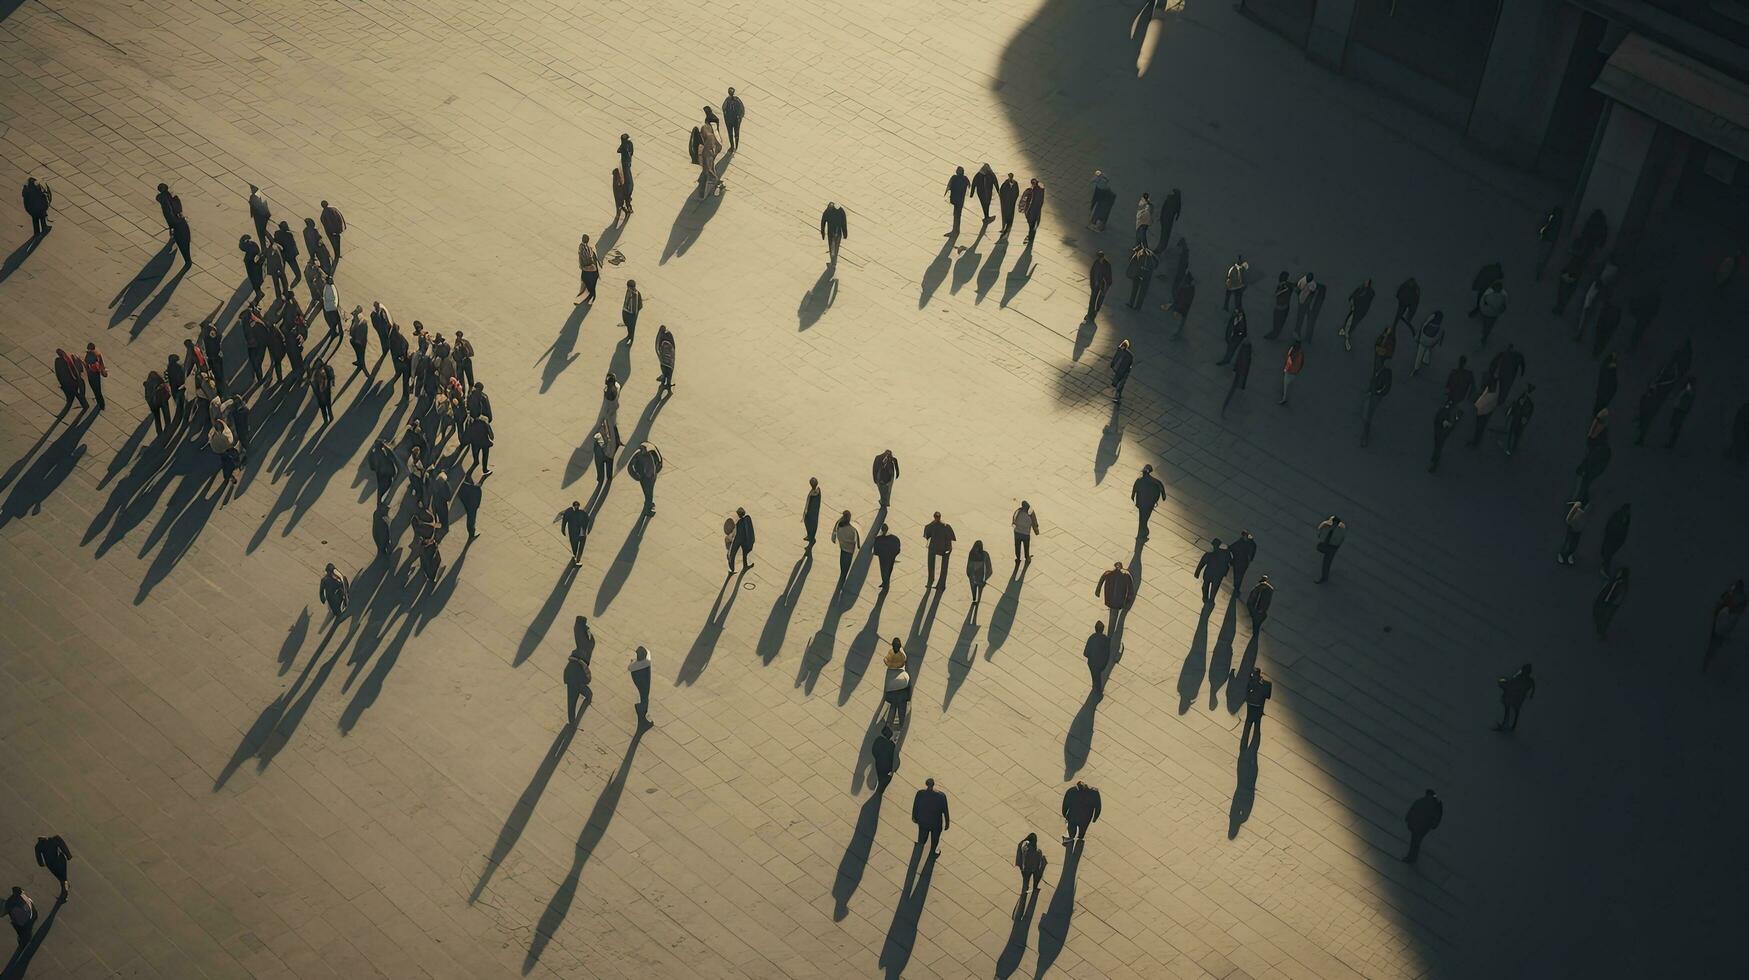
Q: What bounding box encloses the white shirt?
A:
[884,669,910,692]
[322,283,339,312]
[629,656,651,673]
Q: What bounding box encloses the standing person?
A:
[1410,311,1445,376]
[389,322,412,396]
[1019,178,1044,244]
[944,166,970,235]
[731,507,756,573]
[872,725,899,791]
[1061,781,1102,845]
[722,87,744,149]
[1223,254,1250,310]
[1393,276,1421,328]
[589,429,615,488]
[1011,500,1039,565]
[872,523,902,590]
[1083,621,1111,696]
[1132,192,1152,246]
[318,564,351,619]
[464,412,495,476]
[831,511,862,592]
[368,439,400,504]
[1291,271,1318,337]
[559,500,591,566]
[872,449,900,508]
[1428,400,1460,473]
[1240,667,1272,745]
[1556,495,1588,565]
[5,886,36,950]
[563,642,592,724]
[1314,515,1345,583]
[620,279,642,344]
[169,209,193,266]
[247,183,272,243]
[303,218,332,276]
[1339,278,1375,350]
[239,234,265,301]
[1169,270,1196,337]
[971,163,998,224]
[1494,664,1536,731]
[801,477,822,546]
[417,527,443,584]
[1265,271,1292,339]
[576,234,600,304]
[372,501,393,556]
[429,471,454,534]
[52,347,88,414]
[272,221,302,287]
[1359,364,1393,447]
[1216,309,1249,365]
[1402,790,1444,863]
[1131,464,1165,541]
[820,201,848,264]
[1220,340,1253,417]
[456,473,481,538]
[1593,568,1631,639]
[997,172,1020,238]
[1095,561,1134,633]
[628,441,662,516]
[1228,530,1257,593]
[1156,188,1182,249]
[1278,339,1304,405]
[319,200,346,258]
[1124,241,1158,308]
[612,167,632,222]
[1599,503,1631,577]
[32,835,71,900]
[629,646,654,726]
[165,353,188,425]
[321,274,342,340]
[21,176,52,236]
[1086,250,1113,320]
[655,323,676,393]
[1246,575,1274,630]
[348,306,370,370]
[1110,338,1134,400]
[966,540,994,606]
[143,370,171,434]
[1193,538,1231,606]
[1503,384,1537,455]
[1015,834,1048,900]
[1087,169,1113,229]
[923,512,956,590]
[910,778,950,858]
[1666,377,1697,448]
[1477,280,1508,346]
[369,301,394,354]
[200,319,226,394]
[155,182,182,241]
[1468,379,1500,448]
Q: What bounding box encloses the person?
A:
[1469,380,1500,447]
[872,449,900,508]
[318,564,350,619]
[1095,561,1133,633]
[1193,538,1231,606]
[871,725,899,791]
[1241,668,1272,745]
[972,163,998,224]
[1060,781,1102,845]
[1393,276,1420,327]
[1533,206,1562,279]
[1266,271,1292,340]
[156,187,184,249]
[1315,515,1345,583]
[1291,271,1318,337]
[832,511,862,592]
[1246,575,1274,630]
[731,507,756,573]
[1360,364,1392,447]
[367,440,400,504]
[1488,343,1527,403]
[621,279,642,343]
[308,358,336,423]
[1131,464,1165,541]
[417,528,444,584]
[1402,790,1443,863]
[1300,281,1328,343]
[347,306,371,370]
[1503,384,1537,456]
[263,238,290,299]
[1083,621,1111,696]
[576,234,600,303]
[559,501,591,566]
[655,323,676,393]
[1015,833,1047,899]
[1477,281,1508,346]
[872,523,901,590]
[1593,567,1630,639]
[1220,340,1252,417]
[1666,377,1697,448]
[456,474,481,538]
[923,512,956,589]
[1019,178,1044,244]
[722,86,744,149]
[944,166,969,235]
[167,205,192,265]
[464,413,495,475]
[629,645,653,726]
[300,217,331,276]
[321,274,343,340]
[997,172,1020,238]
[272,221,302,287]
[820,201,848,263]
[801,477,822,546]
[1599,503,1631,577]
[1223,254,1249,310]
[610,165,632,222]
[1494,664,1536,731]
[1216,309,1248,365]
[52,347,88,414]
[1410,311,1444,376]
[164,353,189,424]
[143,369,171,435]
[1370,321,1397,376]
[1110,339,1134,400]
[911,778,950,857]
[1428,401,1460,473]
[1227,530,1257,594]
[1704,580,1747,672]
[1012,501,1039,565]
[21,176,53,236]
[1169,270,1196,338]
[1445,356,1477,407]
[1124,241,1158,308]
[32,835,71,900]
[1132,192,1152,246]
[6,886,36,949]
[317,199,346,258]
[883,658,912,728]
[1086,250,1112,319]
[239,234,265,301]
[1556,495,1588,566]
[628,441,662,516]
[371,501,393,556]
[564,645,592,723]
[966,540,994,606]
[1338,279,1374,350]
[1278,340,1304,405]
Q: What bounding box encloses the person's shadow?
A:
[1227,740,1259,839]
[799,265,838,330]
[1000,240,1036,308]
[108,248,174,328]
[468,724,579,903]
[877,847,937,979]
[1033,842,1082,977]
[676,575,742,684]
[986,566,1026,659]
[1063,690,1098,779]
[593,513,650,615]
[1226,632,1262,715]
[1176,603,1213,713]
[1093,401,1123,485]
[974,235,1009,305]
[1072,315,1098,362]
[758,553,813,665]
[660,159,732,263]
[995,882,1042,979]
[0,234,43,286]
[941,608,979,711]
[1207,593,1241,708]
[839,589,889,706]
[918,236,955,309]
[830,792,884,921]
[514,564,580,666]
[536,303,589,394]
[2,894,63,977]
[950,227,985,295]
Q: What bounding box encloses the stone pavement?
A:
[1,1,1746,978]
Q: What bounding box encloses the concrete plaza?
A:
[1,1,1745,978]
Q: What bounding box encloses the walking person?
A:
[1220,340,1252,417]
[456,472,482,538]
[1131,464,1165,541]
[1359,364,1393,447]
[872,449,900,508]
[263,239,290,299]
[1223,254,1250,310]
[52,348,88,414]
[1314,515,1346,583]
[1488,343,1527,403]
[1110,338,1134,400]
[1428,400,1460,473]
[1015,834,1047,903]
[1083,621,1111,696]
[872,523,901,590]
[832,511,862,593]
[1019,178,1044,244]
[576,234,600,304]
[1061,781,1102,845]
[247,184,272,243]
[319,200,346,258]
[21,176,52,236]
[1593,568,1631,639]
[1291,271,1318,337]
[1534,206,1562,279]
[923,512,956,590]
[1216,309,1248,366]
[1095,561,1134,634]
[6,887,37,950]
[143,370,171,435]
[1503,384,1537,456]
[911,778,950,858]
[872,725,899,791]
[302,218,332,276]
[1086,250,1113,319]
[1132,192,1152,246]
[1477,280,1508,346]
[1402,790,1443,863]
[1370,321,1398,377]
[153,184,183,240]
[1193,538,1231,606]
[272,221,302,287]
[319,564,351,619]
[1246,575,1274,630]
[1665,377,1697,448]
[971,163,997,224]
[820,201,848,264]
[1265,271,1292,339]
[32,835,71,900]
[1087,169,1114,229]
[165,353,188,426]
[169,208,192,266]
[1494,664,1536,731]
[802,477,822,546]
[944,166,970,235]
[1339,278,1375,350]
[239,234,265,301]
[655,323,676,393]
[620,280,642,344]
[589,427,615,488]
[629,646,654,726]
[730,507,756,573]
[1468,379,1500,447]
[1556,495,1588,566]
[559,500,591,566]
[628,441,662,516]
[1278,339,1304,405]
[1124,241,1158,308]
[883,644,912,728]
[966,540,994,607]
[1011,500,1039,565]
[1241,667,1272,746]
[722,87,745,149]
[308,359,336,423]
[1599,503,1631,577]
[464,412,495,476]
[1410,311,1444,376]
[612,167,632,222]
[997,172,1020,238]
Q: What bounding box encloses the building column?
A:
[1305,0,1357,71]
[1572,100,1659,255]
[1468,0,1581,168]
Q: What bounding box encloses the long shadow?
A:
[986,568,1027,660]
[659,169,730,264]
[1033,844,1082,978]
[0,421,58,497]
[0,414,93,532]
[93,417,153,492]
[799,265,839,330]
[974,236,1009,305]
[758,553,813,665]
[470,724,581,903]
[524,726,644,974]
[1227,741,1259,839]
[86,428,187,558]
[1175,605,1213,714]
[338,562,429,734]
[950,227,986,295]
[515,565,581,667]
[214,616,349,789]
[877,849,937,980]
[130,265,188,339]
[1063,691,1098,780]
[839,589,889,706]
[537,304,589,394]
[593,513,649,615]
[1,893,62,978]
[107,248,174,328]
[0,234,42,285]
[1225,632,1262,715]
[830,792,884,921]
[918,237,956,309]
[797,599,850,695]
[1093,401,1122,484]
[614,394,666,475]
[995,885,1042,979]
[902,589,944,687]
[277,608,311,676]
[341,553,422,692]
[246,375,391,551]
[942,608,980,711]
[676,576,742,685]
[1000,241,1036,308]
[134,468,223,603]
[1072,317,1098,362]
[1207,594,1241,709]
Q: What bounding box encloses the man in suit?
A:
[1061,781,1102,844]
[820,202,848,264]
[871,726,898,791]
[1402,790,1444,863]
[1246,576,1275,631]
[1131,464,1165,541]
[1227,530,1257,594]
[1193,538,1231,606]
[911,778,950,857]
[731,507,756,573]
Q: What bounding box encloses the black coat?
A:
[871,735,897,775]
[911,788,949,829]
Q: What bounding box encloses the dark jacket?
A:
[1062,784,1102,825]
[561,506,592,539]
[734,513,755,548]
[997,177,1020,213]
[946,172,970,204]
[1131,474,1165,509]
[1096,568,1134,608]
[457,480,481,514]
[1349,283,1375,318]
[272,227,299,262]
[872,531,901,563]
[1406,795,1444,833]
[1246,580,1274,618]
[911,788,950,830]
[871,734,897,775]
[629,443,664,482]
[320,204,346,236]
[923,519,955,555]
[820,204,848,240]
[464,416,495,448]
[1228,536,1256,569]
[1082,631,1111,668]
[722,94,744,124]
[1194,547,1232,583]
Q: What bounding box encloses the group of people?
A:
[943,165,1045,243]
